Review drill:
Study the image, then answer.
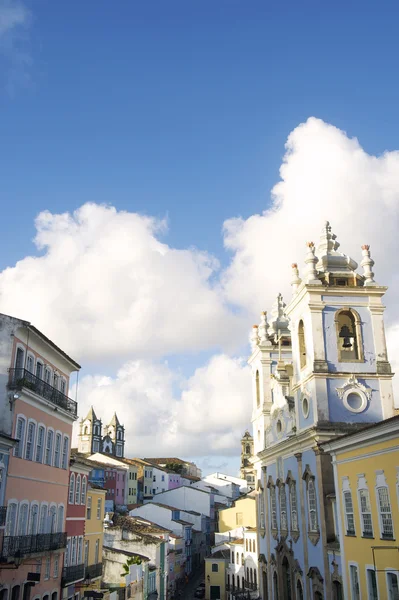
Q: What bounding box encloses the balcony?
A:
[1,532,67,559]
[0,507,6,527]
[86,562,103,579]
[8,369,77,418]
[245,582,258,590]
[62,564,85,585]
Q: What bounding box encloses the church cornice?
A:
[291,369,394,394]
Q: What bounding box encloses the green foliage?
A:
[165,462,185,475]
[120,555,142,577]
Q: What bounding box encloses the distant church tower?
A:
[240,430,256,489]
[78,407,125,458]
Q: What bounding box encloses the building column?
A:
[295,453,310,599]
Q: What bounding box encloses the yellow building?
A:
[205,550,229,600]
[83,484,107,591]
[218,495,256,533]
[322,415,399,600]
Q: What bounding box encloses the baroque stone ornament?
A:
[304,242,319,284]
[336,375,372,413]
[360,244,377,286]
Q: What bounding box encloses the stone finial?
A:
[360,245,377,286]
[250,325,259,350]
[291,263,302,293]
[318,220,340,254]
[304,242,319,284]
[258,311,269,344]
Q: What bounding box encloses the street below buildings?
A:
[171,567,205,600]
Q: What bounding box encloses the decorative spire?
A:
[258,311,269,344]
[267,294,290,339]
[304,242,319,284]
[360,245,377,286]
[318,220,340,255]
[250,325,259,351]
[291,263,302,293]
[316,220,357,275]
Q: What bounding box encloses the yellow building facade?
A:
[205,550,229,600]
[83,485,107,591]
[218,496,256,533]
[322,415,399,600]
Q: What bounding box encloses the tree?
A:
[120,555,142,577]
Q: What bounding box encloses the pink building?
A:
[0,314,80,600]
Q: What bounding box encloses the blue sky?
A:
[2,0,399,474]
[2,0,399,268]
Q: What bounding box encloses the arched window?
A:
[236,552,239,564]
[84,425,89,435]
[17,503,29,535]
[241,553,244,565]
[69,473,75,504]
[298,320,307,369]
[57,505,64,532]
[270,485,277,531]
[81,476,87,504]
[45,429,54,465]
[296,580,304,600]
[39,503,47,533]
[231,551,234,564]
[245,444,251,454]
[279,484,288,532]
[256,371,260,407]
[273,572,278,599]
[28,503,39,535]
[25,421,36,461]
[62,435,69,469]
[48,505,57,533]
[14,416,26,458]
[289,482,299,533]
[335,309,362,362]
[35,425,45,463]
[54,433,62,468]
[75,475,81,504]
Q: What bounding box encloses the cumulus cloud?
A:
[0,0,32,92]
[73,354,251,457]
[0,203,247,361]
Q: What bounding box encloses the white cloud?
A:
[3,116,399,459]
[73,354,251,458]
[0,0,32,92]
[0,203,247,361]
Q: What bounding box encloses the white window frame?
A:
[279,484,288,531]
[81,476,87,504]
[14,414,27,458]
[54,432,62,468]
[75,474,81,505]
[69,473,75,504]
[375,470,395,540]
[53,555,59,578]
[289,481,299,532]
[349,562,361,600]
[35,423,46,463]
[5,500,18,536]
[45,428,55,466]
[48,503,57,534]
[26,353,35,374]
[386,570,399,600]
[307,478,318,533]
[97,498,102,519]
[44,557,51,580]
[17,501,29,535]
[343,489,356,536]
[29,502,40,535]
[270,484,277,531]
[44,366,52,384]
[36,360,43,380]
[366,565,379,600]
[62,435,69,469]
[39,502,48,533]
[87,496,92,519]
[60,378,66,395]
[57,505,65,532]
[25,419,37,461]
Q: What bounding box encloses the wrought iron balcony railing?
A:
[86,562,103,579]
[245,582,258,590]
[1,532,67,559]
[8,369,77,418]
[0,507,6,527]
[62,564,85,585]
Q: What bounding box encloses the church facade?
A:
[250,222,395,600]
[78,407,125,458]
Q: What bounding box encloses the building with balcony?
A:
[0,313,80,600]
[321,414,399,600]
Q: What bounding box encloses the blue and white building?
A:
[249,222,395,600]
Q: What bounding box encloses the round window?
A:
[346,392,362,410]
[276,420,282,433]
[302,396,309,418]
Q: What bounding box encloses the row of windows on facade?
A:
[227,569,258,590]
[5,500,65,537]
[342,472,396,540]
[254,308,364,407]
[65,535,100,567]
[83,424,123,441]
[349,563,398,600]
[86,496,102,520]
[15,347,68,393]
[0,584,58,600]
[264,478,310,534]
[231,540,256,565]
[14,414,69,469]
[68,474,87,505]
[105,487,128,497]
[144,470,153,478]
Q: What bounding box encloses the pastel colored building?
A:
[0,314,80,600]
[81,484,106,594]
[124,458,154,501]
[205,550,229,600]
[218,495,256,533]
[321,415,399,600]
[249,223,395,599]
[88,453,138,507]
[62,457,91,599]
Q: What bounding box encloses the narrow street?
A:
[173,567,205,600]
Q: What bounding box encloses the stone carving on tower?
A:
[248,221,395,600]
[78,407,125,458]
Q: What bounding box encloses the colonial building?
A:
[240,431,256,490]
[78,408,125,458]
[0,314,81,599]
[321,414,399,600]
[250,222,395,600]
